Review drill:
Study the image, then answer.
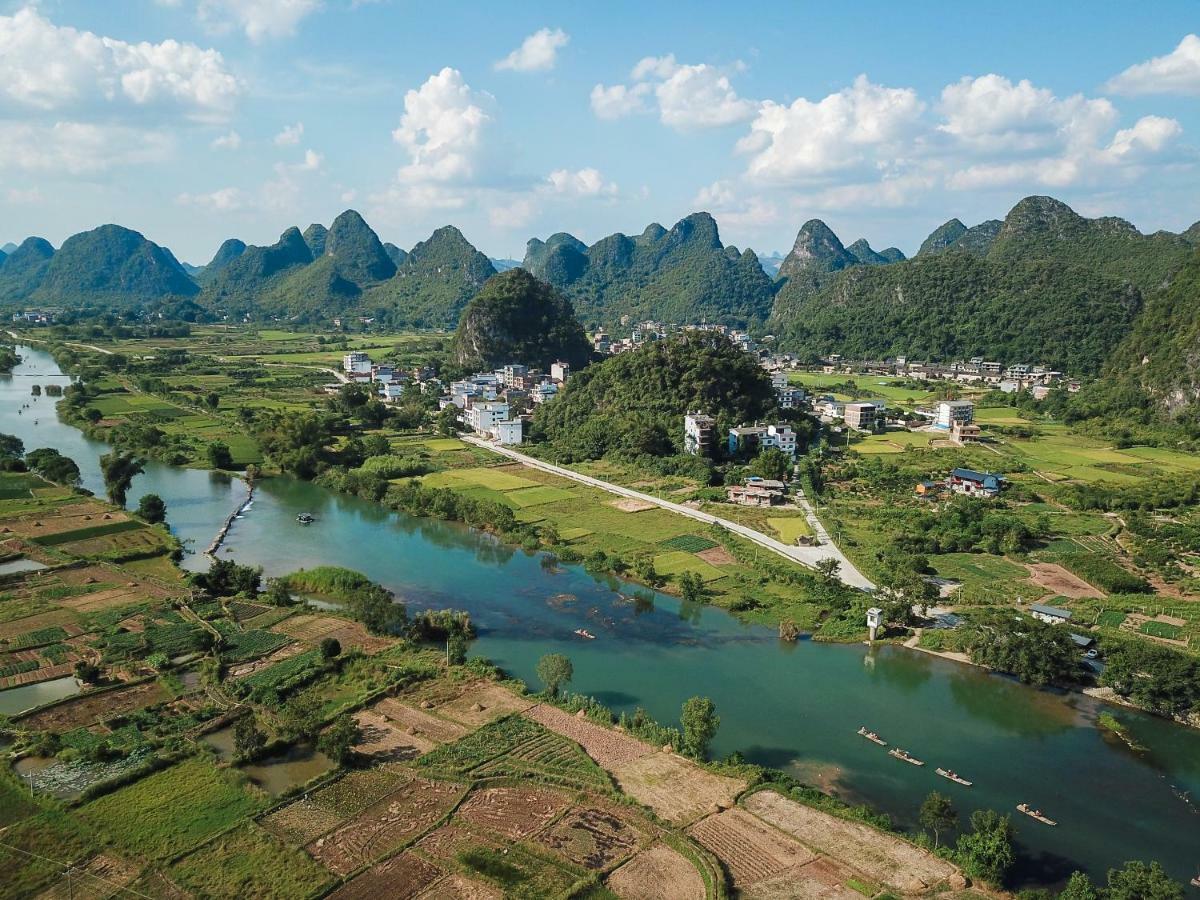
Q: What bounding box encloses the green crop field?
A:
[1097,610,1128,627]
[170,823,335,898]
[853,431,940,454]
[504,485,576,507]
[767,517,811,543]
[78,758,262,859]
[653,550,727,583]
[1140,621,1183,640]
[660,533,719,552]
[931,552,1030,584]
[420,466,538,491]
[424,438,467,452]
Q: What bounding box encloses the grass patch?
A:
[78,758,262,859]
[421,467,537,491]
[659,534,719,553]
[170,823,335,898]
[652,551,727,583]
[425,438,467,452]
[1097,610,1128,628]
[505,486,576,508]
[1140,620,1183,640]
[766,517,811,544]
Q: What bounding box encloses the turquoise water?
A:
[3,344,1199,889]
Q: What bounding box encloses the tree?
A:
[918,791,958,848]
[750,447,792,482]
[347,583,406,635]
[815,557,842,580]
[1106,861,1184,900]
[205,392,220,410]
[26,448,81,487]
[73,661,101,684]
[233,713,267,761]
[263,578,294,608]
[192,558,262,598]
[135,493,167,525]
[446,631,468,665]
[207,440,234,469]
[318,713,361,765]
[955,809,1015,885]
[436,405,460,437]
[99,451,145,507]
[0,433,25,459]
[319,637,342,660]
[536,653,573,697]
[681,696,720,758]
[678,571,705,604]
[280,693,323,741]
[1059,872,1101,900]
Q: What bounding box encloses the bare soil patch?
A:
[743,857,862,900]
[36,852,142,900]
[0,609,79,641]
[433,682,534,729]
[696,546,736,565]
[536,805,644,870]
[353,709,432,760]
[327,852,444,900]
[18,681,166,732]
[689,808,814,890]
[524,703,654,769]
[415,822,505,862]
[9,505,127,538]
[307,777,464,875]
[611,752,745,826]
[610,498,657,513]
[1026,563,1101,599]
[228,643,303,679]
[454,785,570,840]
[261,799,345,846]
[272,614,396,655]
[414,874,502,900]
[57,587,154,614]
[373,698,469,745]
[743,791,956,891]
[607,843,706,900]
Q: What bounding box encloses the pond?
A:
[0,675,81,716]
[201,726,334,796]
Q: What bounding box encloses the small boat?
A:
[889,748,925,766]
[1191,876,1200,890]
[936,768,973,786]
[1017,804,1057,826]
[296,513,315,525]
[857,727,887,746]
[573,628,595,640]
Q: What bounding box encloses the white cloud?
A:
[593,54,755,130]
[6,187,42,204]
[0,121,173,173]
[297,148,323,171]
[589,82,650,119]
[392,68,490,194]
[1104,115,1182,160]
[545,167,617,197]
[197,0,323,42]
[176,186,246,211]
[1106,34,1200,96]
[495,27,568,73]
[211,129,241,149]
[0,7,239,117]
[738,75,924,183]
[274,122,304,146]
[489,195,538,230]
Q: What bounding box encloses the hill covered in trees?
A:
[529,331,777,461]
[769,196,1196,373]
[452,269,591,372]
[522,212,774,329]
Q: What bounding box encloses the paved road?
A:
[462,435,875,592]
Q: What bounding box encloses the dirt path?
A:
[461,435,875,592]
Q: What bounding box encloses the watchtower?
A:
[866,607,883,641]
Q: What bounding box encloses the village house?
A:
[726,479,786,507]
[947,467,1006,498]
[343,352,372,374]
[843,402,880,432]
[684,412,717,457]
[728,423,797,459]
[950,421,982,444]
[1030,603,1073,625]
[777,386,806,409]
[531,381,559,404]
[935,400,974,429]
[550,361,571,383]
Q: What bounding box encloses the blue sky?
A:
[1,0,1198,264]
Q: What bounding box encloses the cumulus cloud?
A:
[176,186,246,211]
[211,130,241,149]
[495,28,569,73]
[274,122,304,146]
[197,0,323,42]
[545,167,617,197]
[1106,34,1200,96]
[738,75,924,183]
[392,68,490,192]
[592,54,756,129]
[0,6,240,117]
[0,121,173,173]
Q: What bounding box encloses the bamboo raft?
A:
[1017,804,1057,826]
[888,748,925,766]
[936,768,972,786]
[857,727,887,746]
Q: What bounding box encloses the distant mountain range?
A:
[3,197,1199,409]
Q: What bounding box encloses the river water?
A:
[3,344,1198,889]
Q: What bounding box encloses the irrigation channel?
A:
[2,344,1199,890]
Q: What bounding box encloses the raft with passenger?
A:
[888,748,925,766]
[936,768,972,786]
[1017,803,1057,826]
[857,727,887,746]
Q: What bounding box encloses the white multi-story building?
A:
[684,412,716,456]
[495,419,523,445]
[770,372,789,391]
[935,400,974,429]
[777,387,806,410]
[465,401,511,435]
[343,352,372,374]
[550,361,570,383]
[764,424,797,457]
[532,382,559,404]
[499,364,527,386]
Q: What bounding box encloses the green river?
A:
[3,344,1198,890]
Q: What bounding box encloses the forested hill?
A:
[521,212,775,329]
[0,226,197,306]
[529,331,776,461]
[768,196,1196,373]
